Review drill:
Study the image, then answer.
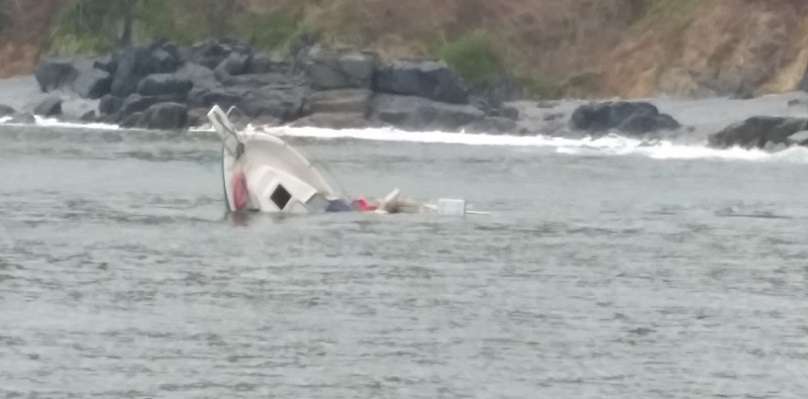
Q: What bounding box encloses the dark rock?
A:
[80,110,97,122]
[375,60,469,104]
[175,62,218,90]
[110,42,181,97]
[787,98,807,107]
[221,72,288,88]
[618,113,680,134]
[237,85,306,122]
[120,112,144,128]
[71,65,112,99]
[141,102,188,130]
[99,95,124,115]
[709,117,808,149]
[247,53,273,74]
[189,39,235,70]
[291,112,371,129]
[35,60,78,92]
[93,55,118,74]
[137,73,193,97]
[188,87,244,109]
[110,46,152,97]
[501,105,520,120]
[304,89,372,116]
[149,48,180,74]
[215,52,250,80]
[370,94,485,131]
[247,53,287,74]
[187,108,209,127]
[9,113,36,124]
[119,93,186,119]
[33,96,62,117]
[0,104,15,117]
[464,117,518,134]
[570,101,679,135]
[304,47,377,90]
[788,130,808,145]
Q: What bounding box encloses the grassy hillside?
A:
[5,0,808,98]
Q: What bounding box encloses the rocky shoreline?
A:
[1,38,808,152]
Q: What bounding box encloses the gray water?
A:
[1,121,808,399]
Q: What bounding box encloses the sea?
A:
[1,92,807,398]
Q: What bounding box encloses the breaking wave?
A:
[4,117,808,164]
[258,125,808,164]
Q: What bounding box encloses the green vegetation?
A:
[48,0,313,55]
[48,0,132,54]
[234,10,313,53]
[438,31,502,87]
[631,0,701,32]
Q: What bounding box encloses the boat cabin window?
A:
[270,184,292,210]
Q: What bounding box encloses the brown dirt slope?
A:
[4,0,808,98]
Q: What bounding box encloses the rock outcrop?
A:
[31,38,501,132]
[33,96,62,117]
[709,117,808,149]
[570,101,680,135]
[375,60,469,104]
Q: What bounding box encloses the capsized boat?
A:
[207,105,483,215]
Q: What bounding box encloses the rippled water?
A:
[1,123,808,399]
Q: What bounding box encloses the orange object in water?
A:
[232,171,249,210]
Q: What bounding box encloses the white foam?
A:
[34,116,121,130]
[249,125,808,163]
[0,116,10,124]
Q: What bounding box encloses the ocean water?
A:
[1,117,808,398]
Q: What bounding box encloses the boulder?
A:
[187,108,209,127]
[174,62,218,90]
[99,95,124,115]
[788,130,808,145]
[0,104,15,117]
[219,72,288,88]
[247,53,287,74]
[375,60,469,104]
[71,64,112,99]
[570,101,680,134]
[141,102,189,130]
[93,55,118,74]
[120,112,144,128]
[618,112,680,134]
[709,117,808,149]
[189,39,239,70]
[80,110,97,122]
[235,84,306,122]
[304,47,377,90]
[215,52,250,80]
[118,93,186,119]
[464,117,518,134]
[188,87,244,109]
[110,46,153,97]
[33,96,62,117]
[110,42,181,97]
[35,60,78,92]
[369,94,485,131]
[137,73,193,97]
[304,89,372,116]
[291,112,371,129]
[9,113,36,124]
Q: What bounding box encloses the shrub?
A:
[235,11,310,52]
[438,31,502,87]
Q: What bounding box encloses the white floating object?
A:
[436,198,467,216]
